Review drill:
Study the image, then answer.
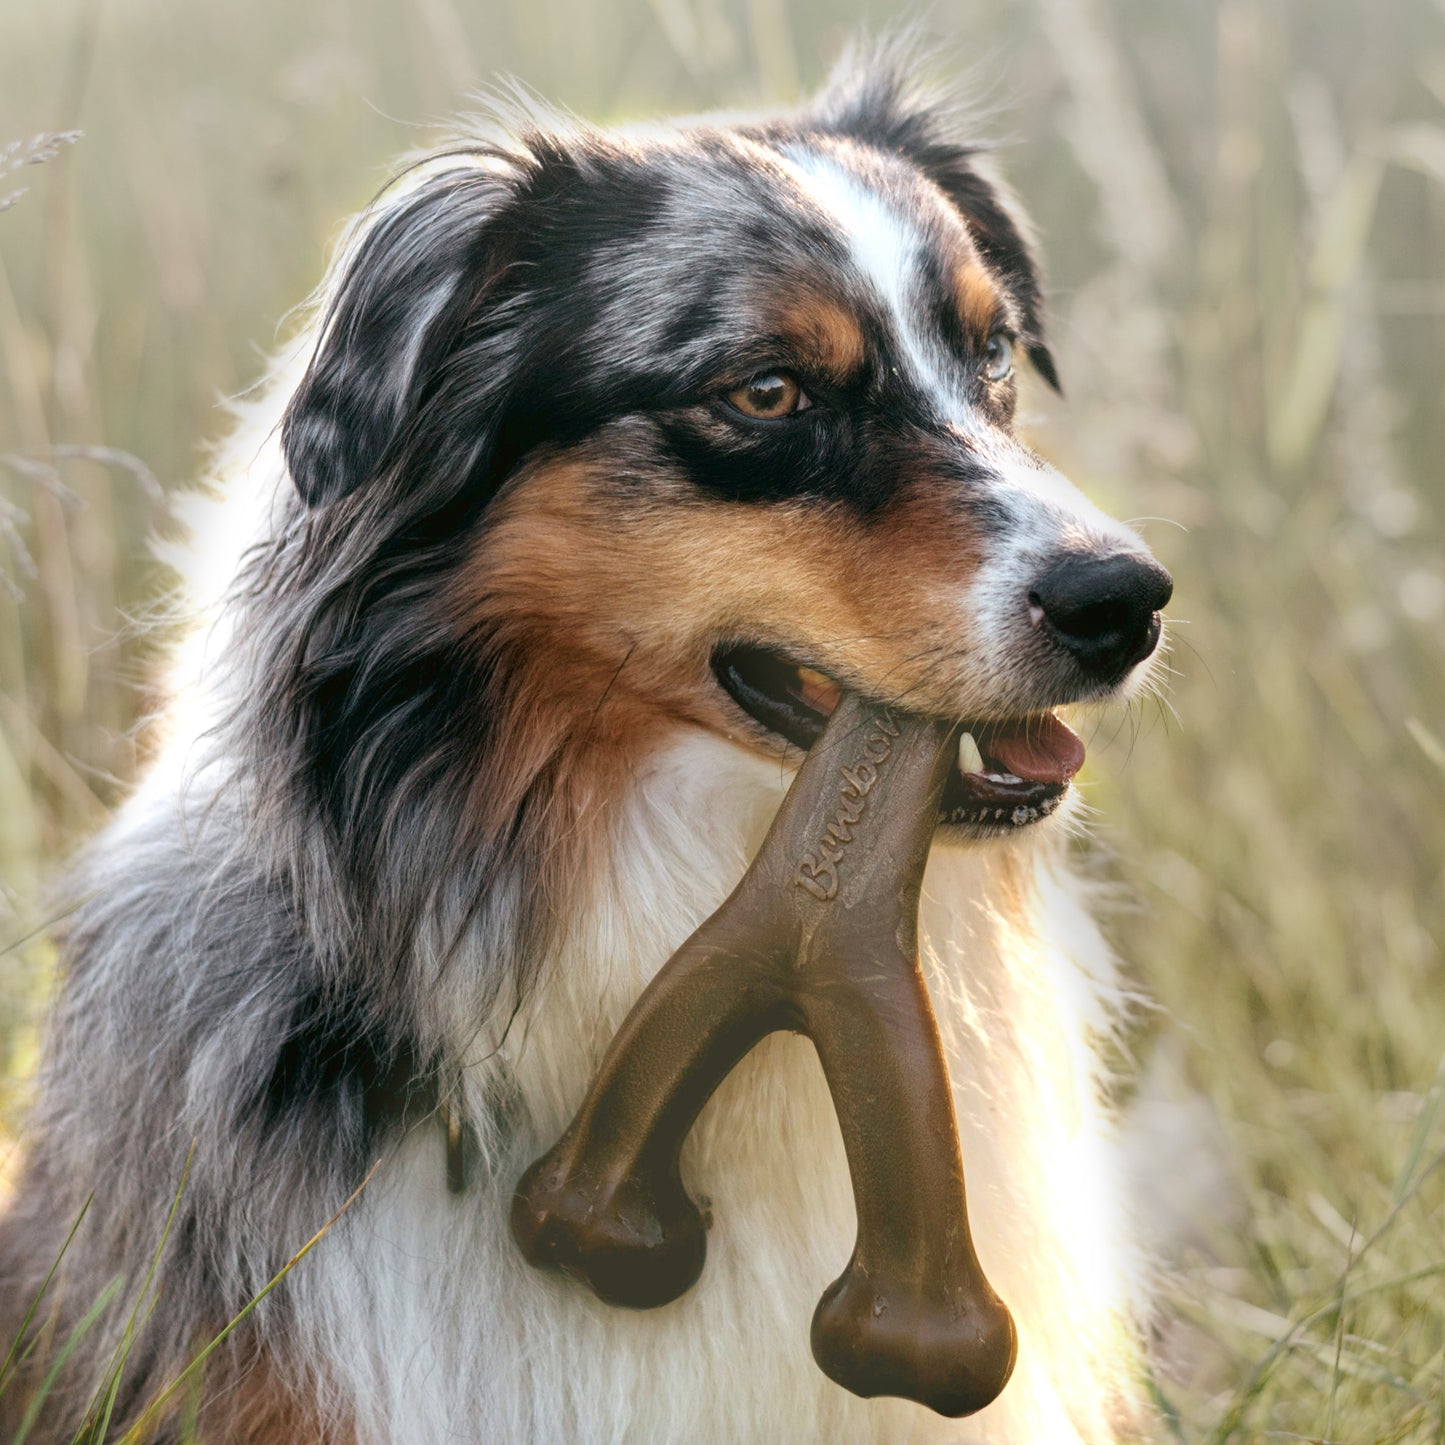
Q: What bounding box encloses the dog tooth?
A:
[957,731,985,774]
[1012,806,1030,825]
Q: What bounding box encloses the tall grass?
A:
[2,0,1443,1437]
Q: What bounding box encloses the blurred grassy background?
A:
[2,0,1444,1437]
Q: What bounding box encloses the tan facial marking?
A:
[772,293,866,380]
[451,440,985,760]
[955,261,1002,346]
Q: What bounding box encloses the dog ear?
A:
[923,157,1061,394]
[810,49,1062,394]
[283,168,515,506]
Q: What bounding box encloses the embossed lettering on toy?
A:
[795,711,901,901]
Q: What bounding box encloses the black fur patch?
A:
[263,986,435,1150]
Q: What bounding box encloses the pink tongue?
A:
[980,713,1085,784]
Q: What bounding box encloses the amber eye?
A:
[726,372,811,420]
[983,334,1015,383]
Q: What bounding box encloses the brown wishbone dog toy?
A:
[511,693,1017,1417]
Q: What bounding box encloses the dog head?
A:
[269,56,1171,947]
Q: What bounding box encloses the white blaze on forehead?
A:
[780,149,963,413]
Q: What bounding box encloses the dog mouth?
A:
[711,643,1084,832]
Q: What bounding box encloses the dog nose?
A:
[1029,551,1173,680]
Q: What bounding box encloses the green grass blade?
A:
[69,1144,195,1445]
[10,1279,122,1445]
[113,1157,380,1445]
[0,1194,92,1400]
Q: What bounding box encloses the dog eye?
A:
[982,334,1015,383]
[726,372,812,420]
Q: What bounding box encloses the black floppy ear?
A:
[283,168,513,506]
[810,46,1062,394]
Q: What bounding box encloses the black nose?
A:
[1029,551,1173,681]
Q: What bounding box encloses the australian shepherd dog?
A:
[0,46,1172,1445]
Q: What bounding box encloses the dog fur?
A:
[0,48,1165,1443]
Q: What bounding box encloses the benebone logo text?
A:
[795,710,901,902]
